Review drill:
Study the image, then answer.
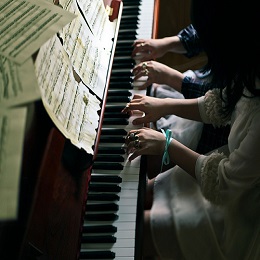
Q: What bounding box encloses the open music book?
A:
[34,0,121,155]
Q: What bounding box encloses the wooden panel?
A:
[20,127,92,260]
[156,0,207,72]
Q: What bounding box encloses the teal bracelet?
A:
[160,129,173,172]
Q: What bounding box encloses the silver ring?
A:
[140,42,145,47]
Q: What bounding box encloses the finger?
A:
[132,65,142,76]
[133,69,150,81]
[121,103,142,114]
[132,116,148,125]
[132,93,145,100]
[128,151,140,162]
[132,39,145,47]
[128,145,147,161]
[132,43,146,57]
[137,79,153,90]
[126,138,141,154]
[121,99,143,113]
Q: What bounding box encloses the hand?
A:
[132,39,169,62]
[125,127,166,161]
[132,60,184,90]
[121,94,167,125]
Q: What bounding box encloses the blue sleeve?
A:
[181,76,213,98]
[177,24,204,58]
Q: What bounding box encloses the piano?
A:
[0,0,159,259]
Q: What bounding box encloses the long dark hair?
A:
[191,0,260,115]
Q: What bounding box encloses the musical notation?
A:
[60,0,116,99]
[0,0,76,65]
[35,35,101,154]
[0,56,41,108]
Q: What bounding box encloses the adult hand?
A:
[121,94,167,125]
[132,60,184,90]
[125,127,165,161]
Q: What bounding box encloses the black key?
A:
[80,250,115,259]
[120,18,138,25]
[117,35,137,41]
[111,69,132,77]
[118,29,137,36]
[99,135,126,143]
[115,49,134,55]
[120,14,139,20]
[95,154,124,162]
[114,48,134,56]
[102,118,128,125]
[100,128,127,136]
[109,81,133,89]
[110,74,133,80]
[86,203,119,212]
[122,5,140,10]
[104,105,126,112]
[107,90,132,96]
[111,63,133,69]
[85,213,119,221]
[97,146,125,155]
[103,113,129,119]
[81,235,117,243]
[123,0,141,4]
[87,193,120,201]
[82,224,117,233]
[90,175,122,183]
[92,162,124,170]
[106,95,130,103]
[88,183,121,192]
[115,40,135,47]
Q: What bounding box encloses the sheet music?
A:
[0,0,76,64]
[0,107,27,220]
[59,0,112,99]
[0,56,41,108]
[35,35,100,154]
[76,0,117,42]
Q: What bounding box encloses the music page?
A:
[59,0,111,100]
[0,0,76,65]
[76,0,117,43]
[0,56,41,108]
[0,107,27,220]
[35,35,100,154]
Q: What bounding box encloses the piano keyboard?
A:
[79,0,155,259]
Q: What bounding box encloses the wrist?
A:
[168,69,184,92]
[167,36,187,54]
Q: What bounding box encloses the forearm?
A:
[162,97,202,122]
[168,139,199,178]
[162,67,184,93]
[161,36,187,55]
